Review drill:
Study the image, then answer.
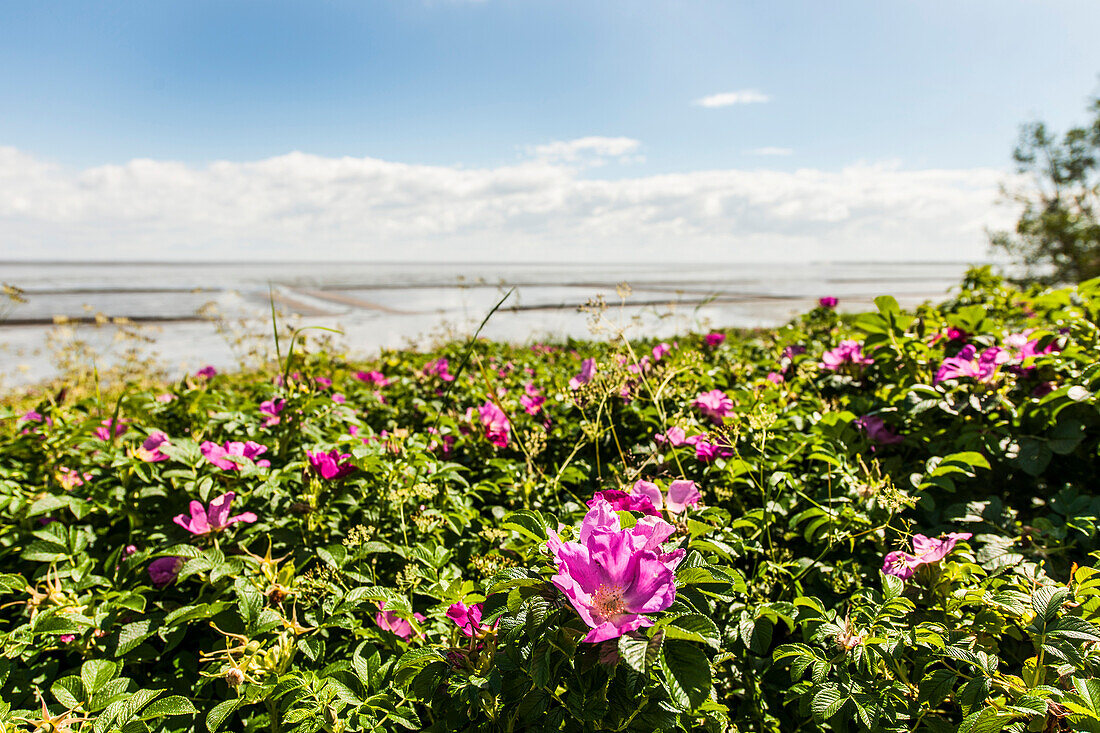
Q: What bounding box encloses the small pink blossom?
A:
[447,602,496,637]
[588,489,659,516]
[820,340,873,371]
[692,436,732,462]
[693,389,733,424]
[307,449,356,480]
[136,431,170,462]
[855,415,903,446]
[259,398,286,427]
[704,332,725,348]
[933,345,1008,384]
[156,393,176,403]
[655,426,687,446]
[818,296,838,308]
[148,557,184,587]
[375,601,426,640]
[629,479,701,515]
[200,441,271,470]
[652,342,672,361]
[332,392,346,404]
[58,467,91,491]
[478,400,511,448]
[195,366,217,379]
[569,358,597,390]
[423,358,455,382]
[883,532,972,580]
[765,371,784,384]
[315,376,333,389]
[520,383,546,415]
[93,418,128,441]
[172,491,257,536]
[355,370,390,386]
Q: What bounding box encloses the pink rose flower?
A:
[136,431,170,462]
[195,366,217,379]
[520,383,546,415]
[423,358,455,382]
[148,557,184,587]
[447,602,496,637]
[855,415,903,446]
[820,340,873,371]
[933,345,1008,384]
[355,370,390,387]
[704,332,725,348]
[818,296,838,308]
[569,358,597,390]
[259,398,286,427]
[375,601,426,640]
[883,532,972,580]
[172,491,257,536]
[307,449,356,480]
[478,400,511,448]
[200,440,271,470]
[93,418,128,441]
[693,389,733,424]
[547,497,684,643]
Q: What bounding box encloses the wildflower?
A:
[478,400,510,448]
[630,479,701,515]
[156,393,176,403]
[136,431,170,462]
[693,389,733,424]
[57,468,91,491]
[548,497,684,642]
[855,415,903,446]
[195,365,217,379]
[200,441,271,470]
[315,376,333,389]
[588,489,659,516]
[882,532,972,580]
[259,398,286,427]
[652,342,672,361]
[172,491,258,536]
[765,371,784,384]
[692,436,732,462]
[569,358,597,390]
[933,345,1008,384]
[423,358,455,382]
[148,557,184,587]
[818,296,838,308]
[447,601,495,637]
[820,340,873,371]
[355,370,390,386]
[307,449,356,480]
[655,426,687,446]
[520,383,546,415]
[704,332,725,348]
[1004,330,1060,373]
[375,601,425,640]
[930,327,968,345]
[332,392,346,404]
[93,418,128,441]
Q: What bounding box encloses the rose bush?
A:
[1,267,1100,731]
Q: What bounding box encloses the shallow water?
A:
[0,260,974,387]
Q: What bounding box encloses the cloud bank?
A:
[0,143,1013,262]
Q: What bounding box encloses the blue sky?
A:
[1,0,1098,261]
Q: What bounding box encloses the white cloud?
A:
[528,136,642,165]
[748,147,794,156]
[694,90,771,108]
[0,145,1016,262]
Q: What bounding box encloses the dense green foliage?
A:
[4,268,1100,732]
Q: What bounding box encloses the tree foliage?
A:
[992,93,1100,284]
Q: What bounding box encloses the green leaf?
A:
[141,695,198,718]
[1032,585,1070,623]
[660,640,711,711]
[618,634,649,674]
[501,510,548,542]
[81,659,120,697]
[659,614,721,649]
[51,676,83,709]
[206,698,242,732]
[918,669,956,706]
